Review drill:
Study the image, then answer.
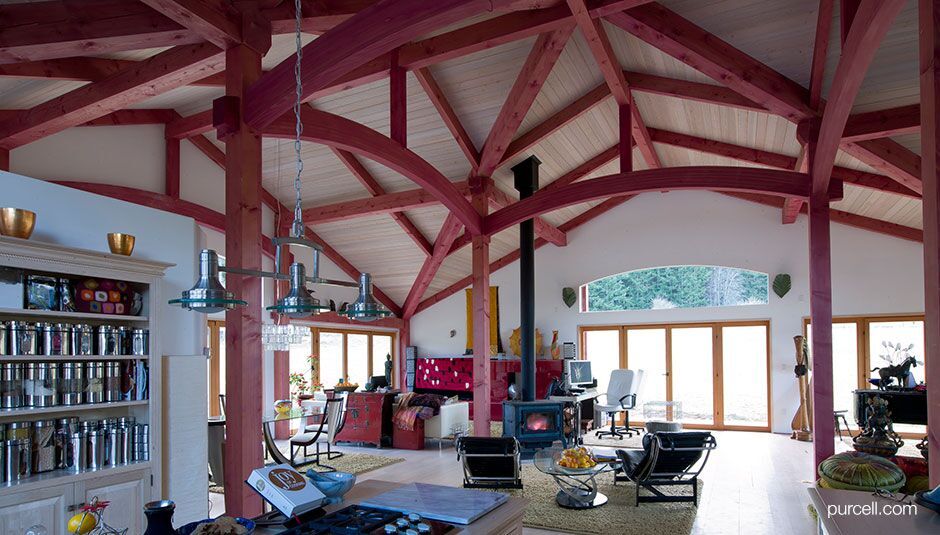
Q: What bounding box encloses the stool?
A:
[834,410,852,440]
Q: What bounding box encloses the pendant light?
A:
[169,0,390,321]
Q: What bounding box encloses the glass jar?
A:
[97,325,120,356]
[85,362,105,403]
[131,328,149,356]
[105,362,122,402]
[71,324,94,356]
[31,419,57,473]
[58,362,84,406]
[0,363,24,409]
[41,323,71,356]
[24,362,58,407]
[10,321,38,355]
[0,321,9,355]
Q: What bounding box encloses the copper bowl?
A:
[107,233,136,256]
[0,208,36,239]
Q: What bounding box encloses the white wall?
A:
[2,171,208,522]
[410,191,925,434]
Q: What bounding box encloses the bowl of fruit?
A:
[334,379,359,393]
[556,446,598,474]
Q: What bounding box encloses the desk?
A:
[853,389,927,427]
[808,487,940,534]
[253,480,527,534]
[549,389,601,445]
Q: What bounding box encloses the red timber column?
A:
[0,148,8,171]
[220,39,267,516]
[619,102,632,173]
[806,120,835,468]
[919,0,940,483]
[470,176,491,436]
[273,220,292,439]
[165,136,181,199]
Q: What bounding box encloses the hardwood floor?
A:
[208,430,820,534]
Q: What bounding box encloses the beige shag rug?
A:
[208,453,404,494]
[479,421,646,450]
[490,468,701,535]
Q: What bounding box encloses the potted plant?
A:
[289,372,311,405]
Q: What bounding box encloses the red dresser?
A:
[335,391,396,448]
[415,357,564,421]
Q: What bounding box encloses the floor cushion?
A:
[818,451,906,492]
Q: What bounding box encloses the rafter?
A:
[841,138,922,195]
[302,183,469,224]
[139,0,242,49]
[808,0,834,110]
[842,104,920,142]
[402,214,464,318]
[0,43,224,149]
[486,182,567,246]
[414,67,481,171]
[782,145,808,224]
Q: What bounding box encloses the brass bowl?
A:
[0,208,36,239]
[107,233,136,256]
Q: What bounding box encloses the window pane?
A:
[806,323,860,429]
[218,326,226,397]
[372,335,393,379]
[347,334,369,387]
[869,320,925,434]
[583,330,620,395]
[671,327,714,425]
[722,325,769,427]
[289,333,313,394]
[319,332,344,388]
[626,329,667,415]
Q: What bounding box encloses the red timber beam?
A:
[842,104,920,142]
[478,27,575,175]
[165,136,181,199]
[264,107,481,234]
[0,43,225,149]
[331,148,434,256]
[840,138,922,194]
[808,0,834,110]
[389,49,407,148]
[166,110,215,139]
[782,146,809,224]
[138,0,243,50]
[302,182,469,224]
[485,167,842,236]
[920,0,940,481]
[401,214,464,319]
[486,182,567,246]
[414,67,481,171]
[470,177,491,436]
[415,195,631,314]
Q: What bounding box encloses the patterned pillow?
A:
[818,451,906,492]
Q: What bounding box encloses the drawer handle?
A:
[68,502,86,512]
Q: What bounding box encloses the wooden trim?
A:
[840,138,923,195]
[208,319,222,417]
[402,214,464,319]
[303,182,468,224]
[413,66,481,171]
[139,0,243,50]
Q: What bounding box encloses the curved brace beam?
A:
[265,107,482,235]
[484,167,839,236]
[811,0,906,196]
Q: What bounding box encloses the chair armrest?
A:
[426,402,470,438]
[618,393,636,409]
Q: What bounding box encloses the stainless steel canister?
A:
[3,438,31,481]
[66,431,86,471]
[6,421,30,441]
[130,328,149,356]
[117,326,132,355]
[41,323,71,356]
[24,362,58,407]
[10,321,38,355]
[58,362,84,405]
[100,417,118,430]
[70,324,94,356]
[0,321,8,355]
[85,362,105,403]
[104,425,125,466]
[105,362,121,402]
[55,417,79,469]
[79,420,99,434]
[31,419,56,473]
[119,425,133,465]
[87,429,104,469]
[0,363,23,408]
[132,424,149,461]
[97,325,120,356]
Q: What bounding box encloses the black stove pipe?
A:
[512,156,540,402]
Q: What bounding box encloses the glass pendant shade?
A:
[169,249,246,313]
[341,273,391,322]
[266,263,328,318]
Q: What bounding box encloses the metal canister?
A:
[97,325,120,356]
[10,321,38,355]
[117,326,132,355]
[6,421,30,441]
[79,420,99,434]
[24,362,58,407]
[132,424,149,462]
[31,419,56,473]
[55,417,79,469]
[87,429,104,469]
[66,431,86,471]
[3,438,31,481]
[0,363,24,408]
[58,362,84,405]
[130,328,149,355]
[119,425,133,465]
[105,425,125,466]
[100,417,118,430]
[105,361,121,402]
[0,321,9,355]
[70,324,94,356]
[41,323,71,356]
[85,362,105,403]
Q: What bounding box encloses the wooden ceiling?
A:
[0,0,923,309]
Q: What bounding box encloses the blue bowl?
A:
[306,470,356,500]
[177,517,255,535]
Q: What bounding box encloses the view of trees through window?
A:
[583,266,768,312]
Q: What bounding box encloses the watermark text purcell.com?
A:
[826,501,917,518]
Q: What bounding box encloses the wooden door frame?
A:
[310,327,398,387]
[207,319,223,417]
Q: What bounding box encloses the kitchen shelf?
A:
[0,355,149,362]
[0,400,148,419]
[0,461,152,497]
[0,307,148,322]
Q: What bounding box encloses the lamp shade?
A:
[341,273,391,322]
[168,249,245,313]
[266,263,328,318]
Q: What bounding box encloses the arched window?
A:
[581,265,769,312]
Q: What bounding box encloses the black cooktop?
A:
[274,504,455,535]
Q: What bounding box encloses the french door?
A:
[580,321,771,431]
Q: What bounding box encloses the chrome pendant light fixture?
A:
[170,0,390,321]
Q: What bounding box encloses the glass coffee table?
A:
[533,447,620,509]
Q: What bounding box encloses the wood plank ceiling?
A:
[0,0,923,308]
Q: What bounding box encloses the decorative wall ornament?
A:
[772,273,791,298]
[562,287,576,308]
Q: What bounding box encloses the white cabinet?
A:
[0,483,73,535]
[77,469,150,534]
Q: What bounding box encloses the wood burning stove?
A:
[502,400,566,452]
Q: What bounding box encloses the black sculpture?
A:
[871,355,918,390]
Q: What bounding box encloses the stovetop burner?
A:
[276,505,401,534]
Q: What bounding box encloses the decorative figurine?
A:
[871,355,919,390]
[384,352,393,386]
[853,395,904,457]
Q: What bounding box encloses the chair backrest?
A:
[607,369,643,408]
[324,398,345,443]
[219,394,226,416]
[639,431,716,480]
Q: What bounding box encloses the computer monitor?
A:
[565,360,593,387]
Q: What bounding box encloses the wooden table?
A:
[808,487,940,534]
[254,479,526,534]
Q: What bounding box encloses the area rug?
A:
[488,468,701,535]
[582,430,644,449]
[208,453,404,494]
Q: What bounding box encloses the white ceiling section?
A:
[0,0,923,311]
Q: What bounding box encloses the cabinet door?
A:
[76,469,150,534]
[0,483,73,535]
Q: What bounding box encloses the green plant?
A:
[288,372,309,399]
